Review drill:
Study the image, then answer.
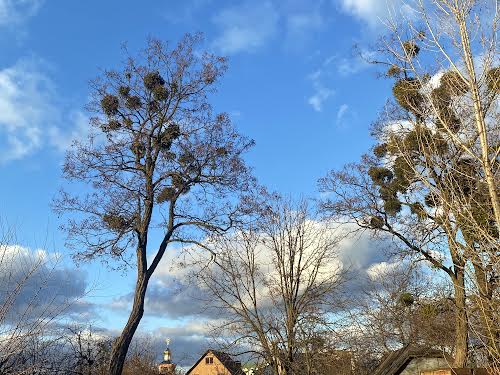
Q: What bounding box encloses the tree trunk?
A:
[472,262,500,361]
[452,271,468,367]
[456,10,500,231]
[108,273,149,375]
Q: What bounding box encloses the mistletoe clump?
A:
[387,64,401,77]
[368,166,393,185]
[384,198,402,216]
[440,71,468,96]
[369,215,385,229]
[130,140,145,158]
[486,67,500,93]
[393,78,424,112]
[410,202,426,220]
[156,187,177,203]
[143,71,165,91]
[398,292,415,307]
[164,123,180,140]
[153,85,169,101]
[171,174,184,189]
[155,124,180,151]
[432,77,463,132]
[402,41,420,58]
[126,95,142,110]
[373,143,388,158]
[105,119,121,131]
[392,156,414,191]
[103,214,130,232]
[101,94,119,116]
[118,86,130,97]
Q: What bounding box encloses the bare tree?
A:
[192,198,345,375]
[336,261,457,374]
[122,336,159,375]
[0,221,84,374]
[53,34,255,374]
[64,325,111,375]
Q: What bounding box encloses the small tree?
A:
[0,221,82,375]
[193,198,345,375]
[338,262,456,374]
[54,34,255,374]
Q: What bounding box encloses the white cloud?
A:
[212,1,279,54]
[48,110,91,152]
[136,222,392,322]
[0,59,55,162]
[287,11,323,34]
[337,0,416,28]
[211,1,334,54]
[336,104,349,124]
[0,0,42,27]
[162,0,212,25]
[337,55,369,76]
[308,87,334,112]
[366,261,400,279]
[0,59,89,163]
[338,0,393,26]
[307,69,334,112]
[0,243,92,323]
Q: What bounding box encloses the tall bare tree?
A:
[53,34,255,374]
[321,0,498,368]
[192,198,345,375]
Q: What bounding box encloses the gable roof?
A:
[185,349,244,375]
[373,345,453,375]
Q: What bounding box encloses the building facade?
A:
[186,350,244,375]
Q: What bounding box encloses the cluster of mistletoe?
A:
[367,38,498,241]
[56,36,254,261]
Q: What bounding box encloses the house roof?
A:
[373,345,453,375]
[185,349,244,375]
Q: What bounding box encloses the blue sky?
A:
[0,0,398,365]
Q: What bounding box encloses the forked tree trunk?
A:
[108,273,150,375]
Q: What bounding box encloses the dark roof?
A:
[185,349,244,375]
[373,345,453,375]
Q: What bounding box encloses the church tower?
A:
[158,338,176,374]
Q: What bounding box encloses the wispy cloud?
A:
[307,69,334,112]
[335,103,357,128]
[337,54,371,76]
[337,0,414,29]
[337,0,392,26]
[163,0,212,25]
[0,59,55,162]
[336,104,349,124]
[0,59,89,163]
[0,0,43,27]
[211,0,333,55]
[212,1,279,54]
[283,2,327,49]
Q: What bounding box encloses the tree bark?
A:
[108,273,150,375]
[456,9,500,232]
[452,270,468,367]
[472,262,500,361]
